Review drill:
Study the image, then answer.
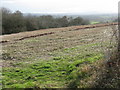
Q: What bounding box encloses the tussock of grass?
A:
[2,53,12,60]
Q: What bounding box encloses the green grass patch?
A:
[63,43,101,52]
[23,39,40,43]
[2,52,103,88]
[90,21,100,24]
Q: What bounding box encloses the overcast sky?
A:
[1,0,119,14]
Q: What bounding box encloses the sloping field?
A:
[0,23,117,43]
[1,23,118,88]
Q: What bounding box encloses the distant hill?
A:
[23,13,117,23]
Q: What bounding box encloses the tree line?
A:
[1,7,90,35]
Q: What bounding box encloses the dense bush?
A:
[1,7,90,35]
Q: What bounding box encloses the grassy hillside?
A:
[2,24,118,88]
